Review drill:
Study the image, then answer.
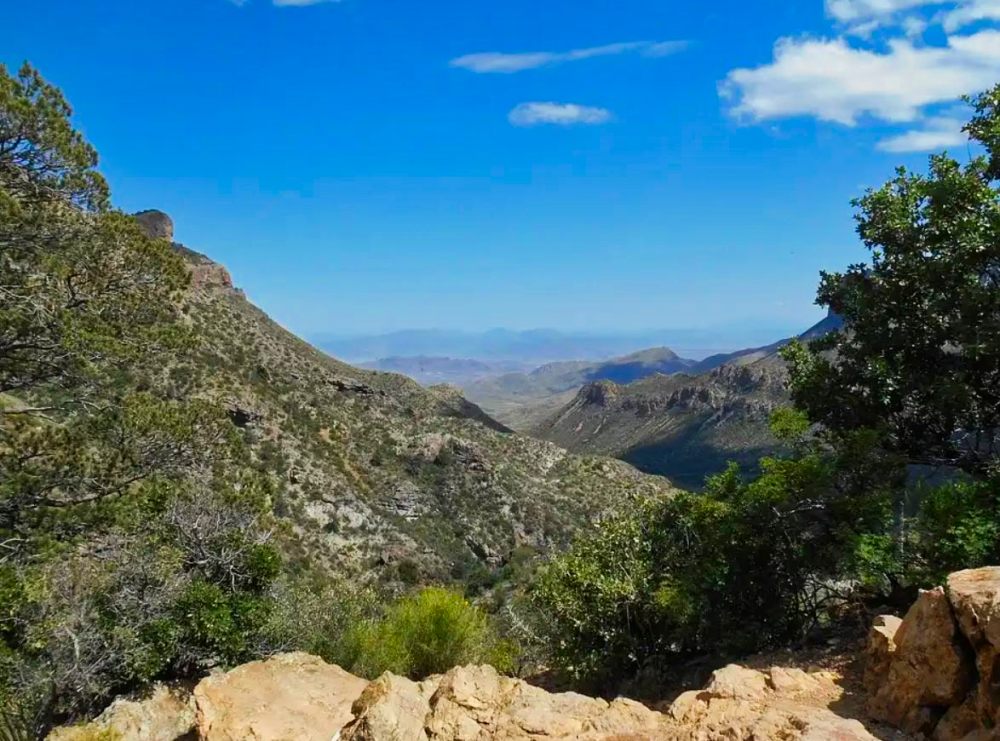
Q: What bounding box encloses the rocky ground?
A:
[55,566,1000,740]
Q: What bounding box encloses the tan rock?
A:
[345,664,666,741]
[47,684,194,741]
[934,698,982,741]
[665,664,878,741]
[702,664,769,701]
[948,568,1000,730]
[193,652,368,741]
[340,672,439,741]
[948,567,1000,648]
[867,587,973,734]
[863,614,902,695]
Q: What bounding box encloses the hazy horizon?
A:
[312,321,822,363]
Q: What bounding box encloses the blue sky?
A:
[5,0,1000,340]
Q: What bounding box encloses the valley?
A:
[359,312,842,488]
[173,235,675,583]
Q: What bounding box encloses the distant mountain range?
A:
[318,314,844,490]
[462,347,696,430]
[314,325,812,364]
[359,357,535,386]
[532,311,844,488]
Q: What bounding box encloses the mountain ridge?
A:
[531,312,844,488]
[165,235,675,585]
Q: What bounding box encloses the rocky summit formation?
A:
[134,209,175,241]
[866,566,1000,739]
[48,652,885,740]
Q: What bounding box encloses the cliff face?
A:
[534,358,790,489]
[531,312,844,489]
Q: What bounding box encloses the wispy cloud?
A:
[939,0,1000,30]
[877,114,969,151]
[825,0,939,23]
[451,40,688,74]
[508,102,613,127]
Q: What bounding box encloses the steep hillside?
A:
[171,240,673,584]
[534,362,790,488]
[464,347,694,429]
[533,313,843,488]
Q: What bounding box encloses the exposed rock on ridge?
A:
[135,209,174,241]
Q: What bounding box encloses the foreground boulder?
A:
[866,587,973,734]
[47,684,195,741]
[668,664,878,741]
[50,653,886,741]
[343,664,666,741]
[194,652,368,741]
[865,566,1000,739]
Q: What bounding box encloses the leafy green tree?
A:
[784,85,1000,476]
[532,442,894,686]
[0,62,109,212]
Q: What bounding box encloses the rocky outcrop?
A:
[51,655,885,741]
[866,587,973,735]
[193,652,368,741]
[864,567,1000,739]
[343,664,666,741]
[47,683,195,741]
[580,380,620,407]
[135,209,174,241]
[668,664,878,741]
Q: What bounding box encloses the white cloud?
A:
[902,15,929,35]
[450,40,688,74]
[827,0,1000,30]
[940,0,1000,30]
[508,102,613,127]
[720,30,1000,125]
[826,0,941,22]
[877,115,969,150]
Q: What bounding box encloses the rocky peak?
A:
[134,209,174,241]
[579,379,620,407]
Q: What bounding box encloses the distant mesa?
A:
[135,209,174,241]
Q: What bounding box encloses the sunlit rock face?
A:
[135,209,174,240]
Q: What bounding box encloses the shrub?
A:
[344,587,513,680]
[911,476,1000,582]
[531,453,892,687]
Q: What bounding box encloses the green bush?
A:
[343,587,514,680]
[531,453,893,686]
[912,477,1000,582]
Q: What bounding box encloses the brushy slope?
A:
[173,246,674,584]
